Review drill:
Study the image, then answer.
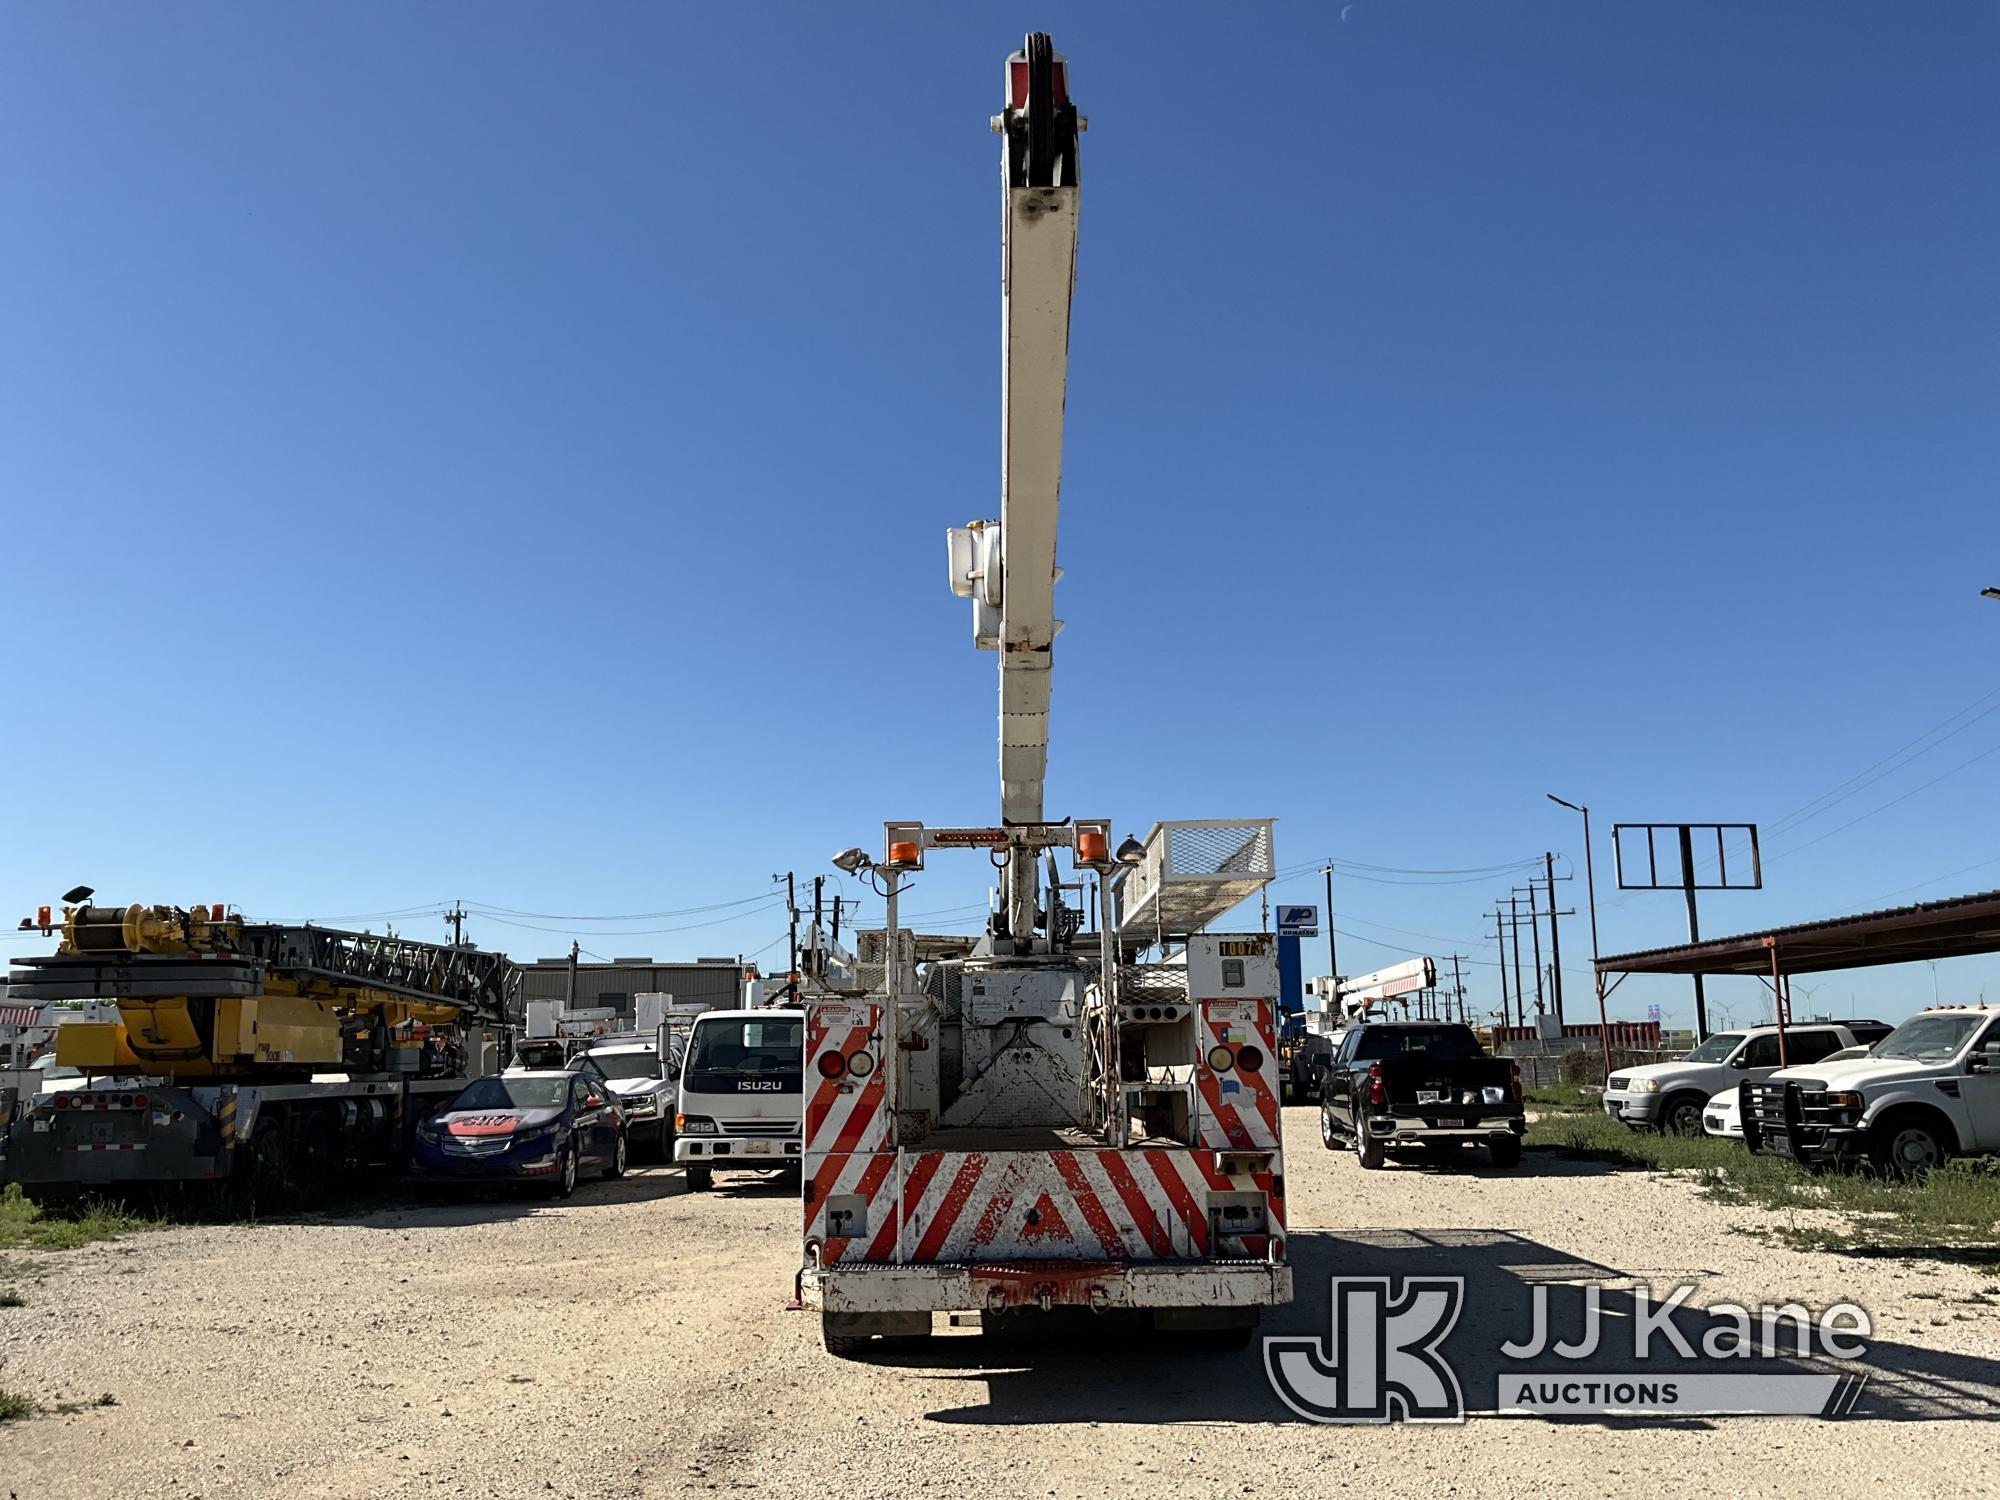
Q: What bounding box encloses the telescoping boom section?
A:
[803,36,1289,1357]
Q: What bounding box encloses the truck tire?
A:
[822,1313,871,1358]
[1355,1127,1386,1171]
[1487,1135,1522,1169]
[685,1164,714,1192]
[1867,1110,1955,1178]
[248,1118,288,1189]
[604,1129,628,1180]
[1660,1093,1706,1136]
[1320,1101,1340,1150]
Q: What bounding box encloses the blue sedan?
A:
[413,1070,627,1198]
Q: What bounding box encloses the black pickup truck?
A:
[1318,1021,1525,1169]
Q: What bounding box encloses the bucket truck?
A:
[799,36,1291,1356]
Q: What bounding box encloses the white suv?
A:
[1744,1007,2000,1173]
[582,1040,680,1160]
[1603,1021,1890,1136]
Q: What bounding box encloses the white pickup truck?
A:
[1602,1020,1892,1136]
[1743,1006,2000,1173]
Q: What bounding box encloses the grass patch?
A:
[1528,1109,2000,1259]
[1523,1084,1594,1112]
[0,1389,35,1422]
[0,1184,162,1254]
[0,1289,24,1308]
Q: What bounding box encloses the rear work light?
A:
[1367,1064,1387,1107]
[1206,1044,1235,1073]
[845,1050,877,1078]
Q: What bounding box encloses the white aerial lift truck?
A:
[799,35,1291,1356]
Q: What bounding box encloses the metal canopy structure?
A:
[1596,888,2000,979]
[1594,888,2000,1066]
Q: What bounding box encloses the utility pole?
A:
[808,875,825,979]
[1520,883,1545,1015]
[832,895,843,945]
[1448,954,1466,1024]
[1492,911,1511,1028]
[1545,852,1565,1024]
[1507,894,1525,1027]
[565,939,579,1010]
[785,872,800,1001]
[444,900,467,947]
[1323,863,1338,983]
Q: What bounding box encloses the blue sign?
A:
[1278,904,1319,937]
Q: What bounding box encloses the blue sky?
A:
[3,3,1996,1030]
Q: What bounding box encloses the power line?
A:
[467,899,787,938]
[1767,738,2000,863]
[458,891,784,922]
[1762,683,2000,841]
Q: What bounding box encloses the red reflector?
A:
[815,1051,845,1079]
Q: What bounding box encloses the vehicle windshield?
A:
[1872,1015,1983,1062]
[451,1077,568,1111]
[590,1050,666,1081]
[31,1055,82,1080]
[686,1016,804,1089]
[1353,1026,1484,1061]
[512,1041,568,1069]
[1683,1033,1745,1064]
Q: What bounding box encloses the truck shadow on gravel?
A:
[910,1226,2000,1429]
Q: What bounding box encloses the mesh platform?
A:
[1113,819,1275,941]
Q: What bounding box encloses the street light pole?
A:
[1548,793,1611,1085]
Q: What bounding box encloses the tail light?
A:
[1510,1062,1522,1102]
[53,1094,69,1111]
[815,1051,846,1080]
[134,1094,148,1110]
[1367,1064,1386,1107]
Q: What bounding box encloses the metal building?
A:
[517,956,748,1022]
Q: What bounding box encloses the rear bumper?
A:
[803,1259,1292,1315]
[3,1122,224,1186]
[1365,1114,1524,1143]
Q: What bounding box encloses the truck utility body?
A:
[801,38,1288,1355]
[1317,1022,1524,1168]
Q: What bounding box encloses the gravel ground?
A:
[3,1109,1997,1499]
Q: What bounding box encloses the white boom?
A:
[948,34,1082,944]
